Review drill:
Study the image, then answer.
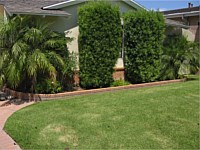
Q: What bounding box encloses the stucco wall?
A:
[0,5,4,23]
[66,26,79,54]
[64,1,137,69]
[187,16,199,42]
[61,3,85,30]
[109,1,137,13]
[170,16,199,42]
[43,3,85,33]
[0,5,4,16]
[182,28,195,41]
[0,5,8,23]
[50,1,136,33]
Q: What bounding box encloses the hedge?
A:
[124,10,165,83]
[78,1,122,89]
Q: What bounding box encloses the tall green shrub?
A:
[124,10,165,83]
[78,2,122,89]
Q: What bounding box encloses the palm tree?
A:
[0,15,69,93]
[160,34,199,80]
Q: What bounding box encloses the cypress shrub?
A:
[78,2,122,89]
[124,10,165,83]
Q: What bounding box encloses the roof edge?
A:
[3,6,12,16]
[9,11,70,17]
[43,0,86,10]
[164,11,200,18]
[43,0,147,10]
[123,0,148,10]
[165,19,189,29]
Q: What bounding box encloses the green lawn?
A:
[4,76,199,149]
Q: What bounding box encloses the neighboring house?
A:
[163,3,200,42]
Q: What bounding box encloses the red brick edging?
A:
[3,79,186,101]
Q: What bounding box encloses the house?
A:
[163,3,200,42]
[0,0,193,81]
[0,0,147,81]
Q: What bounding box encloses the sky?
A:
[134,0,200,11]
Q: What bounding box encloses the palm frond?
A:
[26,54,37,78]
[0,74,5,87]
[0,51,10,69]
[0,15,69,92]
[6,61,22,88]
[46,51,65,70]
[11,41,28,59]
[24,28,44,46]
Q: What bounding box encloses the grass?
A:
[4,76,199,149]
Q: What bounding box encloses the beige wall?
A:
[188,16,199,42]
[66,26,79,53]
[65,26,79,69]
[182,28,195,41]
[166,26,195,42]
[0,5,4,16]
[0,5,4,23]
[169,16,199,42]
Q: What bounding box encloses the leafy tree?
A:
[78,1,122,89]
[124,10,165,83]
[0,15,72,93]
[160,33,199,80]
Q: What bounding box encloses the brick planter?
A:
[3,79,186,101]
[74,68,125,84]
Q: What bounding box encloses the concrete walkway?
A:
[0,101,34,150]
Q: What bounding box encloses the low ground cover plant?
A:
[111,79,130,87]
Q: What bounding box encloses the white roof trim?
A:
[164,11,200,18]
[123,0,148,10]
[43,0,147,10]
[43,0,86,10]
[2,6,12,16]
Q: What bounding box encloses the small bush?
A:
[124,10,165,83]
[78,1,122,89]
[160,33,199,80]
[111,79,130,87]
[36,79,62,94]
[61,52,78,91]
